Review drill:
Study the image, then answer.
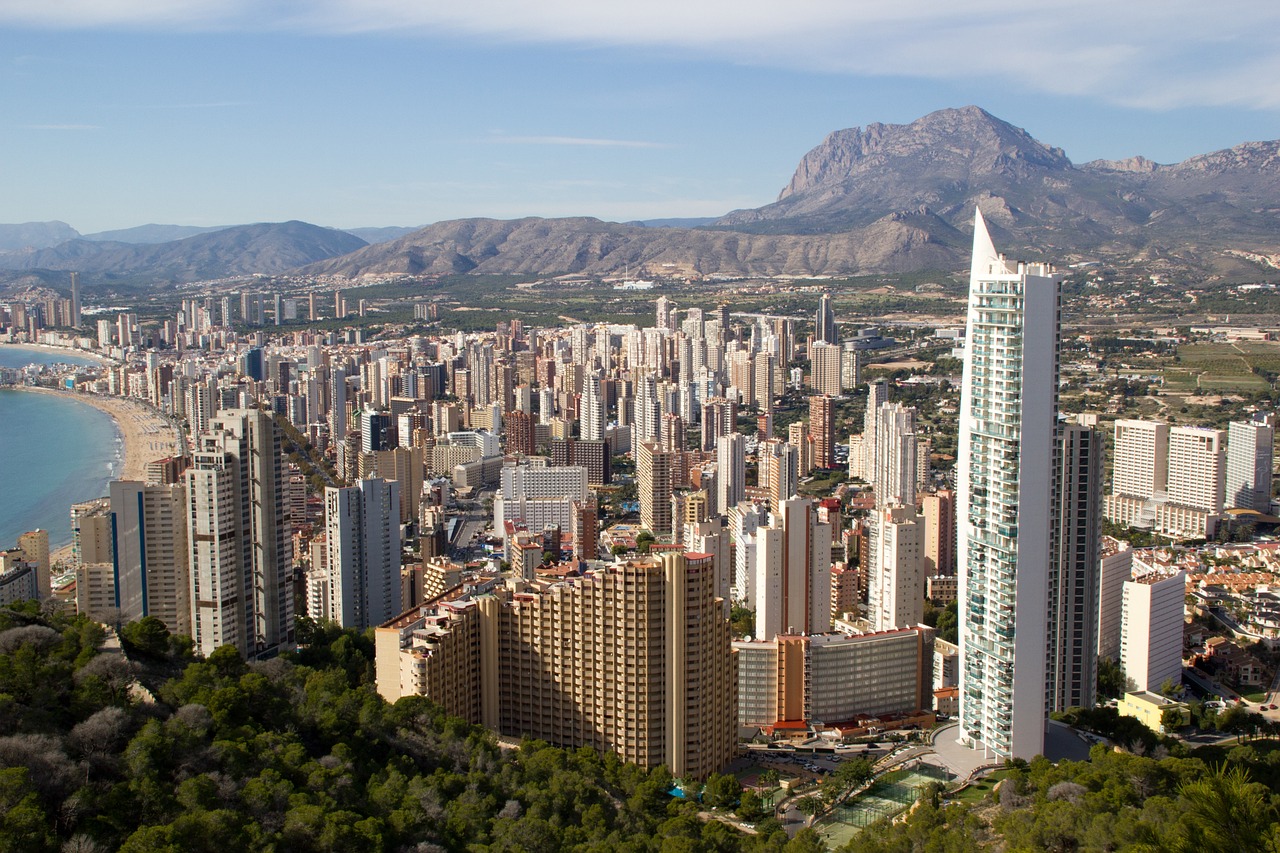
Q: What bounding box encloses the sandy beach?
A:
[10,387,186,566]
[0,341,114,365]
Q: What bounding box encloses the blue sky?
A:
[3,2,1279,233]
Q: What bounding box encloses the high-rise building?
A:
[866,403,922,631]
[861,380,888,483]
[323,478,402,630]
[1047,422,1101,713]
[1111,420,1169,500]
[1120,565,1186,693]
[921,490,956,576]
[69,271,82,328]
[808,394,836,470]
[1167,426,1225,515]
[758,438,797,511]
[15,529,49,600]
[716,432,746,516]
[1096,537,1133,662]
[815,292,836,345]
[752,496,832,639]
[638,441,677,536]
[867,505,923,631]
[957,210,1061,760]
[504,410,535,456]
[1226,416,1274,511]
[580,372,606,442]
[872,403,917,507]
[185,409,295,660]
[109,481,190,634]
[811,341,842,397]
[375,552,737,778]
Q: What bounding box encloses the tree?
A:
[935,601,958,644]
[795,796,822,820]
[121,616,171,659]
[1160,708,1185,732]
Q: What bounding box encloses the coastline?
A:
[7,387,185,564]
[0,340,114,365]
[9,386,185,482]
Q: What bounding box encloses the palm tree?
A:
[1171,764,1278,853]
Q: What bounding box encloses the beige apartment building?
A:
[376,552,738,778]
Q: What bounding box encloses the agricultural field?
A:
[1170,341,1280,394]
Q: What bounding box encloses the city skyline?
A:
[3,4,1279,231]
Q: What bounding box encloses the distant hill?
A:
[627,217,719,229]
[0,221,367,282]
[81,224,231,244]
[0,221,81,252]
[342,226,421,245]
[297,214,961,279]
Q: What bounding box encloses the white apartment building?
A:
[1120,565,1186,693]
[1226,417,1274,511]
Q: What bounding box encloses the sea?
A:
[0,346,122,549]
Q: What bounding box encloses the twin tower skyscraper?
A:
[956,210,1099,760]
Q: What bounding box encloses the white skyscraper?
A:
[1226,417,1274,511]
[752,496,832,640]
[716,432,746,516]
[861,380,888,485]
[1167,426,1225,514]
[867,403,922,631]
[324,478,402,630]
[581,372,606,442]
[957,210,1061,760]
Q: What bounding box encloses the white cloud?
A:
[2,1,1279,110]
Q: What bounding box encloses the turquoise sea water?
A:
[0,347,122,548]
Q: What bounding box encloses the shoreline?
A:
[0,340,114,365]
[8,386,185,482]
[5,386,186,563]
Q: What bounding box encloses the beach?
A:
[13,387,185,481]
[8,387,186,566]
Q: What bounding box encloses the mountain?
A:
[714,106,1280,265]
[81,224,231,244]
[298,213,962,279]
[298,108,1280,281]
[342,226,421,245]
[0,221,367,282]
[0,221,81,252]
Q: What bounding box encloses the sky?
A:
[3,1,1280,234]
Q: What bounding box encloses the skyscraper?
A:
[69,271,82,328]
[109,481,190,634]
[1048,421,1101,713]
[810,341,842,397]
[752,496,833,639]
[1226,416,1274,511]
[861,380,888,484]
[324,478,402,630]
[581,372,605,442]
[815,292,836,345]
[808,394,835,470]
[186,408,295,660]
[716,432,746,517]
[957,210,1061,760]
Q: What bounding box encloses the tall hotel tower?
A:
[957,210,1061,760]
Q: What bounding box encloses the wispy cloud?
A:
[2,1,1279,110]
[20,123,100,130]
[487,135,672,149]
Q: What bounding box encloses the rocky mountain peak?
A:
[778,106,1072,201]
